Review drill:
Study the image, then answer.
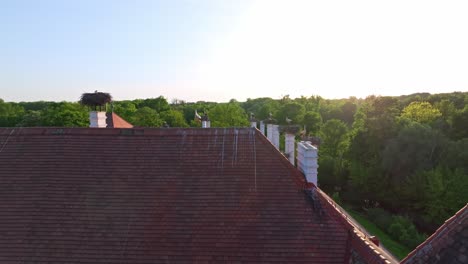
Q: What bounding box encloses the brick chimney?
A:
[89,111,107,128]
[297,141,318,186]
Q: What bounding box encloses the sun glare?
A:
[193,0,468,101]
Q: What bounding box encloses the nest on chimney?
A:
[80,92,112,111]
[279,125,300,134]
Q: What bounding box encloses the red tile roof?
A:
[106,112,133,128]
[0,127,395,263]
[401,204,468,264]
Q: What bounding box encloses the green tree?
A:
[17,111,42,127]
[131,107,164,127]
[382,122,447,184]
[401,101,442,124]
[320,119,349,157]
[161,110,189,127]
[40,102,88,127]
[113,101,137,122]
[303,111,322,135]
[210,103,249,127]
[276,102,305,124]
[0,99,25,127]
[340,101,357,126]
[451,106,468,140]
[136,96,170,113]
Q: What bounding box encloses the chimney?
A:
[249,113,257,128]
[259,120,265,135]
[297,141,318,186]
[89,111,107,128]
[80,91,112,128]
[285,132,295,165]
[272,124,280,150]
[267,123,273,142]
[201,113,210,128]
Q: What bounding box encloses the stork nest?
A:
[279,125,300,134]
[263,118,277,124]
[80,92,112,110]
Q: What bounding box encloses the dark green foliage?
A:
[40,102,88,127]
[131,107,164,127]
[0,100,25,127]
[276,102,305,124]
[160,110,189,127]
[387,216,427,249]
[320,119,348,157]
[136,96,170,113]
[367,208,393,231]
[303,111,322,135]
[451,106,468,139]
[210,102,249,127]
[17,110,42,127]
[112,101,137,122]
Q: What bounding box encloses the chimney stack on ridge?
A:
[201,113,210,128]
[89,112,107,128]
[297,141,318,186]
[249,113,257,128]
[259,120,265,135]
[79,91,112,128]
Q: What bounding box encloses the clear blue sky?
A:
[1,0,467,102]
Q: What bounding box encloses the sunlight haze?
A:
[1,0,467,102]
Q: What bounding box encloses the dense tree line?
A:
[1,92,467,248]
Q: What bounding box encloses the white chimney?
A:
[260,121,265,135]
[272,124,280,150]
[297,141,318,186]
[285,132,295,165]
[250,121,257,128]
[267,124,273,142]
[89,111,107,128]
[201,114,210,128]
[202,120,210,128]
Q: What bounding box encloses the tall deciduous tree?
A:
[401,101,442,124]
[303,111,322,135]
[161,110,189,127]
[320,119,349,158]
[40,102,88,127]
[131,107,164,127]
[210,103,249,127]
[276,102,305,124]
[0,99,25,127]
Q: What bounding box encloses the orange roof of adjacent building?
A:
[106,112,133,128]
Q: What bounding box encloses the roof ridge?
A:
[0,127,257,137]
[253,128,308,189]
[313,187,398,264]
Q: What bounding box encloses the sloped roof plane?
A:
[106,112,133,128]
[0,127,394,263]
